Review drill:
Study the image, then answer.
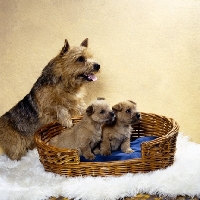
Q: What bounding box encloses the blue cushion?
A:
[80,136,157,162]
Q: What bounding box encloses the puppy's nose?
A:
[93,63,100,71]
[109,111,115,117]
[136,112,141,119]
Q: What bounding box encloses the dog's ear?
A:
[86,105,94,116]
[112,103,122,112]
[80,38,88,47]
[60,39,70,56]
[128,100,136,105]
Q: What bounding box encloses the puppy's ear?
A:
[60,39,70,56]
[128,100,136,105]
[112,103,122,112]
[86,105,94,116]
[80,38,88,47]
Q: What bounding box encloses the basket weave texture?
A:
[34,112,179,177]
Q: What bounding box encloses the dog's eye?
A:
[76,56,85,62]
[100,110,105,114]
[126,109,131,113]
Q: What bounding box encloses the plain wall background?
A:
[0,0,200,143]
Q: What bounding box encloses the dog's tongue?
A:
[87,73,97,81]
[89,74,97,81]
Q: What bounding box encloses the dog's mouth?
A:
[131,118,139,124]
[105,115,116,124]
[79,73,97,82]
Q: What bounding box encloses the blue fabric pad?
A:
[80,136,157,162]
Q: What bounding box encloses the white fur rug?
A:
[0,133,200,200]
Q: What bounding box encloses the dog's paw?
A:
[124,149,134,154]
[100,150,111,156]
[62,119,73,128]
[93,148,100,154]
[57,107,74,128]
[84,154,95,160]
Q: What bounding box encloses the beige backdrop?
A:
[0,0,200,143]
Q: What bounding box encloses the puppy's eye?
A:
[126,109,131,113]
[100,110,105,114]
[76,56,85,62]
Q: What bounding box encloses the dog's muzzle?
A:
[78,63,100,82]
[109,111,116,122]
[131,112,141,124]
[79,63,100,82]
[136,112,141,119]
[105,111,116,124]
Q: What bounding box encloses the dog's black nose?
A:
[109,111,115,117]
[93,64,100,71]
[136,112,141,119]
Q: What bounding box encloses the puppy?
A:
[100,100,141,156]
[49,98,115,160]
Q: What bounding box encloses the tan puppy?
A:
[100,100,141,156]
[50,99,115,160]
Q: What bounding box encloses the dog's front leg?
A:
[80,146,95,160]
[56,106,73,128]
[40,106,58,125]
[100,134,112,156]
[121,137,134,153]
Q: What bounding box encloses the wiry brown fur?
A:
[100,100,141,156]
[49,99,115,160]
[0,38,100,160]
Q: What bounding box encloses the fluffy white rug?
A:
[0,133,200,200]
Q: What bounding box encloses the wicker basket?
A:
[34,112,179,177]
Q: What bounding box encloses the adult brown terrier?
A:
[0,38,100,160]
[50,98,115,160]
[100,100,141,156]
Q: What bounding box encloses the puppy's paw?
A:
[62,119,73,128]
[84,154,95,160]
[124,148,134,154]
[100,150,111,156]
[93,147,100,154]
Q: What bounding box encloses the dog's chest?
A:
[115,126,131,139]
[109,129,131,150]
[90,129,102,148]
[60,90,84,104]
[56,89,85,114]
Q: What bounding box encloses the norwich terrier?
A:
[0,38,100,160]
[50,98,115,160]
[100,100,141,156]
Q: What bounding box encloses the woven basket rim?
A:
[34,112,179,176]
[34,112,179,165]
